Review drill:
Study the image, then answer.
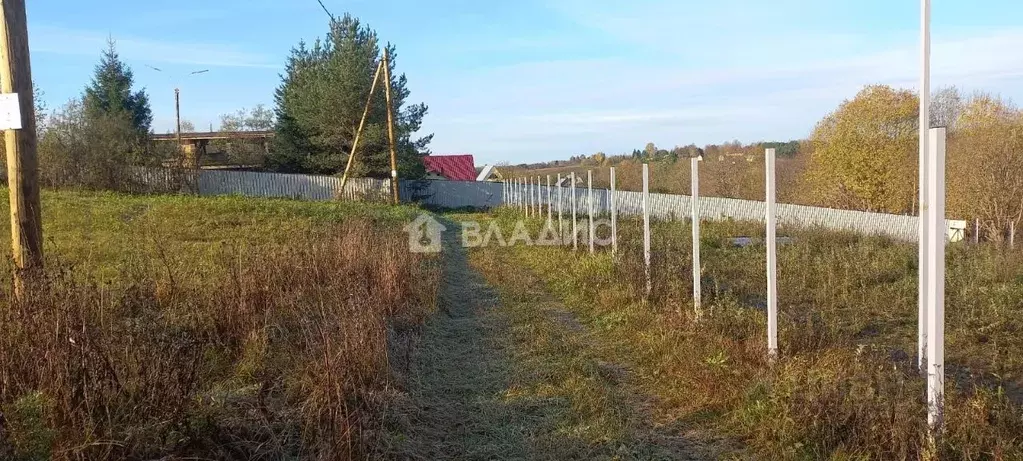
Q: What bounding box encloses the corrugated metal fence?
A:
[134,168,961,241]
[520,184,964,241]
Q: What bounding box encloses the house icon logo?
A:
[403,213,447,253]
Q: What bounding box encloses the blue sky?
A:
[30,0,1023,164]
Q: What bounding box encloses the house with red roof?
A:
[422,155,477,181]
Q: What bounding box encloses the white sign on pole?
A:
[692,157,702,315]
[588,170,595,254]
[0,93,23,130]
[926,127,946,429]
[766,148,778,358]
[643,164,652,297]
[610,167,618,256]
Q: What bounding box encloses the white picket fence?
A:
[132,167,963,241]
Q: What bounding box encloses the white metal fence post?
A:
[975,218,980,244]
[643,164,651,298]
[692,157,702,315]
[1011,221,1016,249]
[918,0,932,375]
[536,175,541,219]
[588,170,595,254]
[520,178,525,214]
[547,175,552,225]
[530,177,536,218]
[558,173,564,242]
[516,178,520,212]
[571,172,578,250]
[766,148,778,359]
[610,167,617,256]
[926,127,947,431]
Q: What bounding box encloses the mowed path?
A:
[390,218,721,460]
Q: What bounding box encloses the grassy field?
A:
[0,189,441,460]
[471,209,1023,459]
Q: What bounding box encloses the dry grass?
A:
[0,191,440,460]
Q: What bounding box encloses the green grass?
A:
[0,188,420,280]
[468,208,1023,459]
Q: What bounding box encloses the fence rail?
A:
[130,167,964,241]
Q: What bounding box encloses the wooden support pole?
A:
[382,48,400,205]
[1,0,43,297]
[339,59,384,196]
[175,88,183,167]
[766,148,778,359]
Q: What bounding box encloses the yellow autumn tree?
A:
[947,94,1023,237]
[806,85,918,213]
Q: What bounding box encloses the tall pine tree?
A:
[272,14,430,177]
[83,39,153,137]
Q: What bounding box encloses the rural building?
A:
[423,155,477,181]
[475,164,503,182]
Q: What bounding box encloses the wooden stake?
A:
[339,59,384,197]
[382,48,400,205]
[1,0,43,297]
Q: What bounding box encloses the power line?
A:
[316,0,335,21]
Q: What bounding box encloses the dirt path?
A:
[389,219,721,460]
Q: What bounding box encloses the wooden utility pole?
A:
[382,48,400,205]
[175,88,183,167]
[1,0,43,296]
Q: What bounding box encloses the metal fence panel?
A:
[128,167,961,241]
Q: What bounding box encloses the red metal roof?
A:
[422,155,476,181]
